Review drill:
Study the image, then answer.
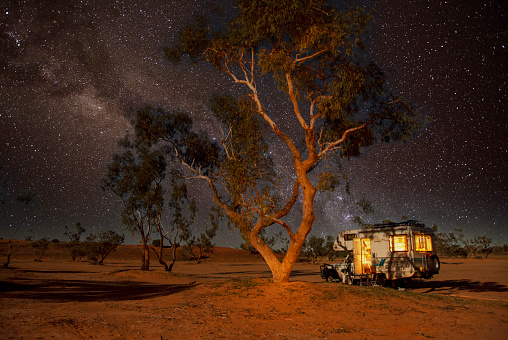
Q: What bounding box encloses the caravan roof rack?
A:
[373,220,425,229]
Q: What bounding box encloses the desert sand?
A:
[1,240,507,339]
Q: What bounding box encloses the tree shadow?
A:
[18,270,94,274]
[409,279,508,294]
[0,278,196,302]
[289,269,317,278]
[191,270,274,280]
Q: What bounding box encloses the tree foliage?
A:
[302,234,344,263]
[25,234,50,262]
[63,223,125,264]
[85,230,125,265]
[157,169,197,271]
[103,108,202,271]
[1,166,34,268]
[160,0,423,282]
[102,128,166,270]
[64,222,87,261]
[433,226,493,258]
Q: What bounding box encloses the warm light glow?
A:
[354,238,372,274]
[390,235,408,252]
[415,234,433,251]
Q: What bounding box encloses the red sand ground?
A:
[1,240,507,339]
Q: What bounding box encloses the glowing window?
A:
[390,235,408,252]
[415,234,433,251]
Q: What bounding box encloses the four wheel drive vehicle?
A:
[320,220,440,287]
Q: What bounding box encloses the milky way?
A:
[1,0,506,246]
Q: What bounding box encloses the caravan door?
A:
[353,238,372,275]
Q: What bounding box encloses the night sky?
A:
[1,0,506,247]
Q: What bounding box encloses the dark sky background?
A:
[1,0,506,247]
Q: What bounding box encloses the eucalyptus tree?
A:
[102,133,166,270]
[162,169,196,271]
[160,0,423,282]
[1,166,33,268]
[103,108,202,271]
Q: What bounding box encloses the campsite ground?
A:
[1,241,507,339]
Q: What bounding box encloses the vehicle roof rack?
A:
[373,220,425,229]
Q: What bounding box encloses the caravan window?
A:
[415,234,433,251]
[389,235,408,252]
[344,233,356,241]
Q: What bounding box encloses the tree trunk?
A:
[157,245,170,271]
[150,245,170,271]
[166,245,178,272]
[150,231,170,271]
[253,173,316,284]
[2,242,13,268]
[195,246,203,264]
[141,242,150,270]
[250,213,314,283]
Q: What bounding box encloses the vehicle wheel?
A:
[325,269,338,282]
[375,274,387,287]
[427,254,440,273]
[395,279,410,289]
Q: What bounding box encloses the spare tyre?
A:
[427,253,440,273]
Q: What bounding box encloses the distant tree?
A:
[434,226,495,259]
[1,194,32,268]
[25,235,50,262]
[450,228,468,258]
[491,244,508,255]
[154,169,197,271]
[463,235,492,258]
[183,206,221,263]
[463,236,478,258]
[302,235,338,264]
[84,230,125,265]
[183,228,216,264]
[103,110,206,271]
[477,236,493,258]
[64,222,87,261]
[64,222,86,243]
[102,134,166,270]
[1,166,34,268]
[434,227,467,258]
[162,0,423,283]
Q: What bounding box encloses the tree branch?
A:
[285,72,308,129]
[318,122,369,157]
[295,48,329,65]
[273,218,295,239]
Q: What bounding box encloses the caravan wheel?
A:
[375,274,388,287]
[427,254,440,273]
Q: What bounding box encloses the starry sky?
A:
[1,0,506,247]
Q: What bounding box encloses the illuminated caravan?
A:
[322,220,440,287]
